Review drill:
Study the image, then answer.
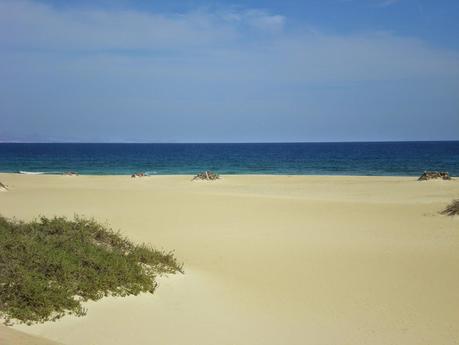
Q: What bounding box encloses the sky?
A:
[0,0,458,142]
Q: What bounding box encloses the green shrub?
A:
[0,215,182,325]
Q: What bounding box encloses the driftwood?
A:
[418,171,451,181]
[0,182,8,191]
[131,172,146,178]
[441,200,459,216]
[192,171,220,181]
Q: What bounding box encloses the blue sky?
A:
[0,0,458,142]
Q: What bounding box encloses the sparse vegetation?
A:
[0,215,182,325]
[441,200,459,216]
[418,171,451,181]
[192,171,220,181]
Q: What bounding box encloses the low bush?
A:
[0,215,182,325]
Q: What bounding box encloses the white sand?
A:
[0,173,458,345]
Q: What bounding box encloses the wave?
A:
[18,171,46,175]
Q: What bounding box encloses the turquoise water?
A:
[0,142,458,176]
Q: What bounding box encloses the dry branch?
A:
[192,171,220,181]
[441,200,459,216]
[418,171,451,181]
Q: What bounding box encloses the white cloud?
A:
[0,1,286,52]
[221,8,285,30]
[0,0,457,83]
[233,9,285,32]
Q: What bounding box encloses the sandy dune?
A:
[0,325,63,345]
[0,173,458,345]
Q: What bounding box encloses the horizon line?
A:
[0,140,458,144]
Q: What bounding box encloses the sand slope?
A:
[0,173,458,345]
[0,325,63,345]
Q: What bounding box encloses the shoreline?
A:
[1,172,455,178]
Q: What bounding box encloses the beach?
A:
[0,325,63,345]
[1,173,458,345]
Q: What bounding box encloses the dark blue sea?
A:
[0,142,458,176]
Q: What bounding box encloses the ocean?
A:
[0,142,458,176]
